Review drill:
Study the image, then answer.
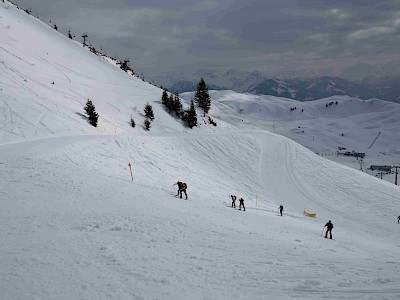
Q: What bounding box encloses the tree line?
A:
[83,79,212,130]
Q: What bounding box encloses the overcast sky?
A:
[15,0,400,81]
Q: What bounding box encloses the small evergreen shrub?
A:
[144,118,151,130]
[84,98,99,127]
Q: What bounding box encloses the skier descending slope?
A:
[398,216,400,224]
[324,220,334,239]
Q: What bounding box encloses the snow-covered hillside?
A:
[1,2,400,299]
[182,90,400,184]
[0,1,202,143]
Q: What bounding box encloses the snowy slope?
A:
[0,1,199,143]
[181,90,400,184]
[1,2,400,300]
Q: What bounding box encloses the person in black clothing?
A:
[239,198,245,211]
[230,195,237,208]
[324,220,333,239]
[175,181,188,199]
[279,205,284,216]
[398,216,400,224]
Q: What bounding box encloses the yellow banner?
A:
[304,210,316,218]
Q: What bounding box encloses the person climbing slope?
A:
[175,181,188,199]
[279,205,284,216]
[230,195,237,208]
[324,220,334,239]
[239,198,245,211]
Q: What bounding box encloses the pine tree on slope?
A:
[194,77,211,114]
[173,95,182,116]
[184,100,197,128]
[84,98,99,127]
[161,90,169,106]
[167,94,174,111]
[144,102,154,120]
[143,118,151,130]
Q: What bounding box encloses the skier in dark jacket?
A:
[279,205,284,216]
[398,216,400,224]
[175,181,188,199]
[230,195,237,208]
[239,198,245,211]
[324,220,333,239]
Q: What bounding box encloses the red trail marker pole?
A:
[128,162,133,182]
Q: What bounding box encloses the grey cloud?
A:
[14,0,400,80]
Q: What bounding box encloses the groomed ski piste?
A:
[1,2,400,299]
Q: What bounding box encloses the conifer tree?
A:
[143,118,151,130]
[184,100,197,128]
[173,95,182,116]
[84,98,99,127]
[144,102,154,120]
[167,94,174,111]
[161,90,169,106]
[194,77,211,114]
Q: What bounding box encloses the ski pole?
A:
[320,227,325,236]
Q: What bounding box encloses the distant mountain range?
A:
[167,80,224,95]
[154,70,399,102]
[246,76,378,101]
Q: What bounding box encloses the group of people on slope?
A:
[278,205,333,239]
[175,182,400,240]
[230,195,245,211]
[279,205,333,239]
[232,195,336,238]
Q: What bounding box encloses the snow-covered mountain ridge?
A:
[1,2,400,299]
[165,71,399,102]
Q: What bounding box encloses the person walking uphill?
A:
[239,198,245,211]
[324,220,334,239]
[279,205,284,216]
[175,181,188,199]
[230,195,237,208]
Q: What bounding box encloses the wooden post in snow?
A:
[128,162,133,182]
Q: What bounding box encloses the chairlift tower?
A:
[393,165,399,186]
[81,33,88,47]
[359,157,364,171]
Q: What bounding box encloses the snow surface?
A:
[181,91,400,184]
[1,2,400,299]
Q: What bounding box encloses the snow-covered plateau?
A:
[1,2,400,299]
